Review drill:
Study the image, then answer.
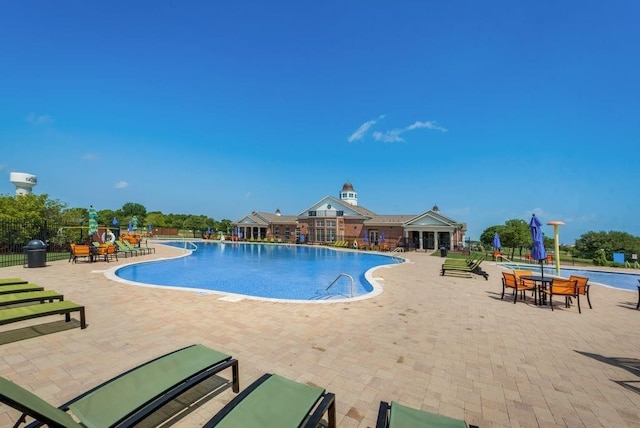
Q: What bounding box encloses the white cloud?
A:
[114,181,129,189]
[26,113,53,126]
[348,116,446,143]
[406,120,447,132]
[347,114,386,142]
[372,130,404,143]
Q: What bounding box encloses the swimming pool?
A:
[499,263,640,291]
[112,241,404,301]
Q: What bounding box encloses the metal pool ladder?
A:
[326,273,355,298]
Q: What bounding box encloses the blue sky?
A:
[1,1,638,244]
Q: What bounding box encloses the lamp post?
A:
[547,221,565,275]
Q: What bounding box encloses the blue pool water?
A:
[115,241,403,300]
[499,263,640,291]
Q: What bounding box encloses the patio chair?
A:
[542,278,580,313]
[501,272,536,304]
[95,244,119,262]
[376,401,477,428]
[569,275,592,309]
[69,244,93,263]
[203,373,336,428]
[0,278,28,286]
[0,344,239,428]
[514,270,537,303]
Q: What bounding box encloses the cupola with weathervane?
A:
[339,181,358,206]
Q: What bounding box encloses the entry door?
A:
[424,232,435,250]
[369,230,379,245]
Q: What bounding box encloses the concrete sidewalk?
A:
[1,243,639,427]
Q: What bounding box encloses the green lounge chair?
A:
[0,290,64,307]
[123,240,155,255]
[0,278,29,286]
[376,401,477,428]
[0,300,86,329]
[441,256,488,280]
[115,240,138,257]
[0,344,239,428]
[0,284,44,295]
[204,373,336,428]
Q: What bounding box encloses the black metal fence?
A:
[0,219,74,268]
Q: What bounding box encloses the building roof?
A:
[340,182,355,193]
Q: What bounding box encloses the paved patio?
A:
[1,243,639,427]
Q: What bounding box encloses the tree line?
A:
[480,219,640,265]
[0,194,233,238]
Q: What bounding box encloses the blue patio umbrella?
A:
[380,232,385,243]
[492,232,501,251]
[148,223,152,232]
[206,226,211,235]
[529,214,547,277]
[128,222,133,232]
[88,205,99,237]
[112,217,119,226]
[363,230,368,243]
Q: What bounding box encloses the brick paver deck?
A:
[1,243,639,427]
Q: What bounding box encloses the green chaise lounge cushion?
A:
[69,344,233,427]
[0,300,86,329]
[389,401,467,427]
[0,377,82,427]
[0,278,28,286]
[0,290,64,307]
[0,284,44,295]
[205,373,336,428]
[0,344,238,428]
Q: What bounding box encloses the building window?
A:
[316,228,325,241]
[316,220,324,227]
[327,229,336,242]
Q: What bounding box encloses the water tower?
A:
[10,172,38,195]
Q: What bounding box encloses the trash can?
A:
[24,239,47,268]
[440,246,447,257]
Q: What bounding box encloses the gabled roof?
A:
[363,214,417,226]
[254,211,298,224]
[235,211,298,226]
[297,196,376,218]
[403,209,463,228]
[235,213,267,226]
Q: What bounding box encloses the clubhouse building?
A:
[233,182,467,251]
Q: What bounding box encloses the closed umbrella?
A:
[492,232,501,260]
[88,205,98,237]
[363,230,368,243]
[132,215,138,231]
[492,232,501,251]
[529,214,547,277]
